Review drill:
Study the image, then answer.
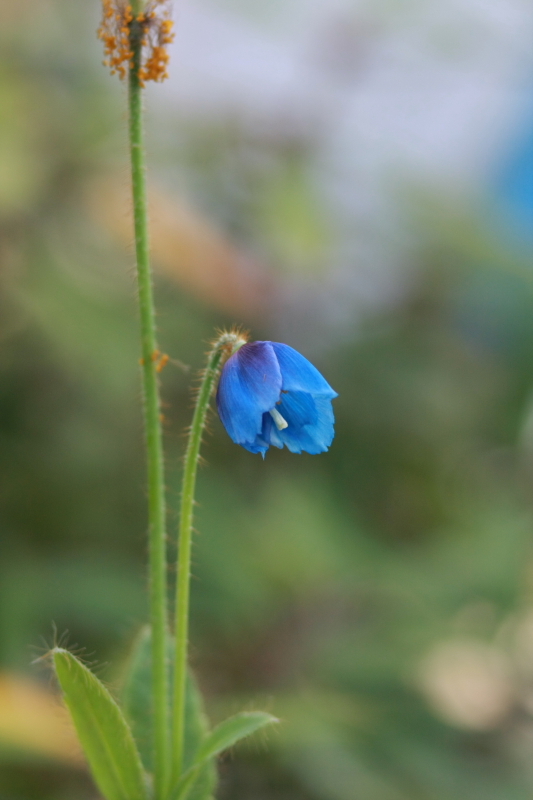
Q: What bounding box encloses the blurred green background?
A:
[4,0,533,798]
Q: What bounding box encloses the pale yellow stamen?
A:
[269,407,288,430]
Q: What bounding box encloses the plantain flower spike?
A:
[98,0,174,84]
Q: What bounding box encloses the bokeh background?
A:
[3,0,533,797]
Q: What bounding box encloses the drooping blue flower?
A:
[216,341,338,455]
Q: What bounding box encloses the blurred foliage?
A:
[4,1,533,800]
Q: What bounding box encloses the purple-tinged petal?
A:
[216,342,281,448]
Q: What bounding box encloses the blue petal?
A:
[270,342,337,398]
[276,392,335,454]
[277,390,318,429]
[260,412,284,450]
[241,438,269,456]
[216,342,281,448]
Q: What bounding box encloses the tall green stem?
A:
[128,8,169,799]
[171,332,246,785]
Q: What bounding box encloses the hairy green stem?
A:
[128,11,169,799]
[171,332,246,785]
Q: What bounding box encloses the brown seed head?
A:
[98,0,174,83]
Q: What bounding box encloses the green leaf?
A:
[187,760,216,800]
[195,711,278,763]
[121,627,216,799]
[182,666,210,771]
[182,675,216,800]
[121,627,154,772]
[52,648,148,800]
[172,712,278,800]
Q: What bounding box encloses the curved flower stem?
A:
[128,5,169,799]
[171,332,247,785]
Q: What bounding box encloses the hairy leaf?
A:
[121,627,216,799]
[53,648,147,800]
[172,712,278,800]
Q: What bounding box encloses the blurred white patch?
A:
[418,639,514,730]
[151,0,533,336]
[513,609,533,678]
[161,0,533,182]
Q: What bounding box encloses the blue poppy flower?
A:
[216,341,338,455]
